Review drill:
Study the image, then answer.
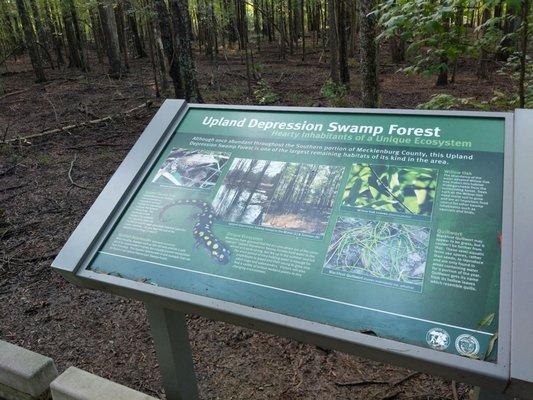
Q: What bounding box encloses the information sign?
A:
[52,101,533,400]
[92,107,504,359]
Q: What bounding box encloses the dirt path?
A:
[0,48,503,399]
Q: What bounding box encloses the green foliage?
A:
[379,0,468,79]
[418,51,533,112]
[417,94,490,110]
[343,164,437,216]
[321,79,349,107]
[253,79,279,104]
[252,62,265,75]
[494,53,533,109]
[378,0,526,83]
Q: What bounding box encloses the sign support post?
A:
[473,387,513,400]
[146,304,199,400]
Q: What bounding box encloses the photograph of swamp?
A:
[152,148,231,189]
[323,217,430,291]
[212,158,344,236]
[342,164,438,218]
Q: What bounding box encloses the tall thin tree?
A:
[359,0,379,107]
[169,0,203,102]
[98,0,125,78]
[15,0,46,82]
[519,0,530,107]
[328,0,339,84]
[154,0,184,98]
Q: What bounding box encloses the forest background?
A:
[0,0,531,399]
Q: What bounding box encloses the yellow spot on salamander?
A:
[207,241,212,246]
[213,244,219,249]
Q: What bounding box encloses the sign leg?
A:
[146,304,199,400]
[472,387,514,400]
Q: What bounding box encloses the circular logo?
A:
[426,328,450,351]
[455,334,480,357]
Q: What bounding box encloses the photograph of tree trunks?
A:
[152,148,230,189]
[342,163,438,218]
[323,217,430,291]
[212,159,344,236]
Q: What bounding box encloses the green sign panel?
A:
[90,108,504,360]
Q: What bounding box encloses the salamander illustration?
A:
[159,199,231,265]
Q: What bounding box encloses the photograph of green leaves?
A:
[342,164,438,218]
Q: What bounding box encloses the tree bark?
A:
[359,0,379,107]
[124,0,146,58]
[337,0,349,85]
[169,0,203,102]
[44,0,64,66]
[115,0,130,71]
[154,0,184,98]
[61,0,87,71]
[300,0,305,60]
[328,0,339,84]
[519,0,530,107]
[436,54,448,86]
[15,0,46,82]
[476,7,491,80]
[497,3,518,61]
[27,0,49,61]
[98,0,125,78]
[389,33,405,63]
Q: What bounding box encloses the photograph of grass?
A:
[342,164,438,217]
[212,158,344,236]
[152,148,230,189]
[323,217,430,291]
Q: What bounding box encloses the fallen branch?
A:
[335,379,389,387]
[68,154,91,190]
[0,87,31,100]
[1,100,153,144]
[0,183,26,193]
[370,372,421,400]
[451,380,459,400]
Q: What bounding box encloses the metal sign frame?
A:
[52,100,531,399]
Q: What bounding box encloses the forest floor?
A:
[0,45,512,399]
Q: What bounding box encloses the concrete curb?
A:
[0,340,58,400]
[50,367,159,400]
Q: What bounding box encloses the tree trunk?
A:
[27,0,49,64]
[389,33,405,63]
[90,8,105,64]
[154,0,184,98]
[169,0,203,102]
[328,0,339,83]
[124,0,146,58]
[300,0,305,60]
[519,0,530,108]
[476,7,491,80]
[337,0,349,85]
[115,0,130,71]
[359,0,379,107]
[497,4,518,61]
[98,0,125,78]
[436,53,448,86]
[61,0,87,71]
[15,0,46,82]
[44,0,64,66]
